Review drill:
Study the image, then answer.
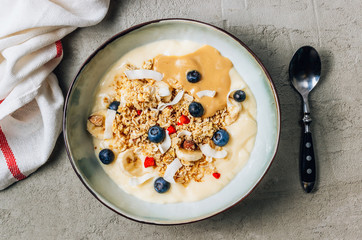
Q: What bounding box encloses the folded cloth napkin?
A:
[0,0,110,190]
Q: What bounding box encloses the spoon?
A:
[289,46,321,193]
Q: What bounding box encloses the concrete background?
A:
[1,0,361,239]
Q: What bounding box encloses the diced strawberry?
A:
[177,115,190,125]
[144,157,155,168]
[213,172,221,179]
[137,110,142,115]
[167,125,176,134]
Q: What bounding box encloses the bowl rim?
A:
[63,18,281,225]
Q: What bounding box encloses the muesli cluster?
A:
[87,59,246,193]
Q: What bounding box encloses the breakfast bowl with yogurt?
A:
[64,19,280,224]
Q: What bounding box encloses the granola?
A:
[88,59,240,186]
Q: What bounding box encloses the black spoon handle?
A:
[300,114,316,193]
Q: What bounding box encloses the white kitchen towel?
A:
[0,0,110,190]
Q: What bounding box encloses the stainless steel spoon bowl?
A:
[289,46,321,193]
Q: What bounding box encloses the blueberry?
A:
[98,149,115,164]
[233,90,246,102]
[186,70,201,83]
[154,177,170,193]
[188,102,204,117]
[108,101,120,111]
[148,125,166,143]
[212,129,229,147]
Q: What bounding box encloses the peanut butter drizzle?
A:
[153,45,233,118]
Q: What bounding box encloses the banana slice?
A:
[87,110,107,139]
[225,99,242,125]
[175,146,203,162]
[117,149,144,177]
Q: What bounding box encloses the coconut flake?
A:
[124,69,163,81]
[144,85,156,95]
[157,103,167,111]
[163,158,183,184]
[158,133,171,154]
[177,130,192,138]
[196,90,216,99]
[100,140,111,149]
[159,87,171,97]
[129,173,155,186]
[104,109,116,139]
[184,94,194,102]
[119,94,127,107]
[200,143,227,159]
[158,90,184,111]
[206,156,213,163]
[155,81,171,97]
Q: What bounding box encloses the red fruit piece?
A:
[137,110,142,115]
[177,115,190,125]
[144,157,155,168]
[213,172,221,179]
[167,125,176,134]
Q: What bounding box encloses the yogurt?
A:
[89,40,257,203]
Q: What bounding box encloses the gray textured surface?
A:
[1,0,362,239]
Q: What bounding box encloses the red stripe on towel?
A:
[0,126,26,181]
[55,40,63,58]
[0,99,4,104]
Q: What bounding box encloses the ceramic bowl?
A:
[63,19,280,225]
